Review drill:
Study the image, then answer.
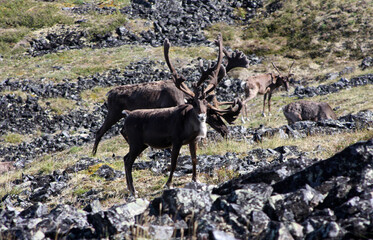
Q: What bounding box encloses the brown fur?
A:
[92,80,185,155]
[283,100,337,125]
[243,73,290,117]
[93,40,250,155]
[121,101,207,196]
[121,34,224,196]
[0,162,15,174]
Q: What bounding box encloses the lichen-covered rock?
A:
[88,198,149,238]
[1,139,373,239]
[293,74,373,98]
[150,183,213,219]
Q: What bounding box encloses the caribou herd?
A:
[93,34,337,195]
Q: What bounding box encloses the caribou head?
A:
[271,61,295,92]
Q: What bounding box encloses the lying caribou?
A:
[121,35,228,195]
[242,62,294,118]
[283,100,337,125]
[92,40,248,155]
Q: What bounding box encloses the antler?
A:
[197,33,227,88]
[208,98,243,124]
[203,34,223,96]
[223,48,250,72]
[197,39,249,88]
[272,62,282,75]
[197,59,226,87]
[288,61,295,76]
[163,39,195,97]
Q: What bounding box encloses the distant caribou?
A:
[121,35,229,196]
[242,62,294,118]
[92,40,248,155]
[283,100,337,125]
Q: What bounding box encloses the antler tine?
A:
[208,103,231,114]
[208,98,243,124]
[204,33,223,96]
[224,48,250,73]
[163,38,195,97]
[288,61,295,76]
[197,34,226,87]
[197,59,210,87]
[214,34,224,76]
[223,48,231,58]
[163,39,177,77]
[272,62,282,75]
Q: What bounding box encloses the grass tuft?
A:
[38,98,77,115]
[1,133,24,144]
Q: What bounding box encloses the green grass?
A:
[0,0,73,29]
[204,0,373,83]
[305,84,373,117]
[69,146,83,154]
[38,98,77,115]
[0,0,74,55]
[1,133,24,144]
[241,0,373,59]
[0,44,217,82]
[72,187,91,196]
[81,87,111,105]
[80,11,128,41]
[0,0,133,56]
[61,0,131,7]
[0,45,145,81]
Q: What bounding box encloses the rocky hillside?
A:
[1,0,373,239]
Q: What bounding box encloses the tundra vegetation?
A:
[0,0,373,239]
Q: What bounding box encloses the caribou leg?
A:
[189,140,198,182]
[93,108,123,155]
[120,125,129,143]
[124,144,147,196]
[165,143,182,188]
[262,93,267,117]
[268,92,273,114]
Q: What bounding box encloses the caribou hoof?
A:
[128,191,138,199]
[261,112,266,117]
[164,182,172,189]
[241,116,246,124]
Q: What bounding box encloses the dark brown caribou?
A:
[92,40,248,155]
[242,62,294,118]
[92,80,184,155]
[121,35,229,196]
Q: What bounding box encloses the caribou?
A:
[283,100,337,125]
[92,80,185,155]
[242,62,294,118]
[92,40,248,155]
[121,35,230,196]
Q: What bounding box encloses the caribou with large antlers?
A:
[92,39,248,155]
[92,80,185,155]
[242,62,294,118]
[121,35,228,196]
